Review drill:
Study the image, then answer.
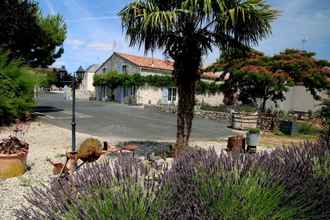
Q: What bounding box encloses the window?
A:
[122,64,128,74]
[168,87,177,102]
[102,67,107,73]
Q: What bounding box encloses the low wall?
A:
[144,105,229,121]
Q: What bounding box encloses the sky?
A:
[37,0,330,72]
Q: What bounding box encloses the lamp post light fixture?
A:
[58,65,67,81]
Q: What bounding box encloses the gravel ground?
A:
[0,120,230,219]
[0,121,100,219]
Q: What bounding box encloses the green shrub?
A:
[63,183,158,220]
[186,169,298,220]
[297,122,322,135]
[200,103,228,112]
[236,105,257,113]
[312,155,330,183]
[248,128,261,134]
[0,53,37,124]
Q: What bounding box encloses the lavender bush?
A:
[16,142,330,220]
[16,156,163,220]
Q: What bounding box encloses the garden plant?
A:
[16,141,330,219]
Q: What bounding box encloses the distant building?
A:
[80,64,100,93]
[94,52,224,106]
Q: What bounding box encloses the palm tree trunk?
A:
[175,78,196,157]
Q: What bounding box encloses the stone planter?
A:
[0,148,28,179]
[246,133,261,147]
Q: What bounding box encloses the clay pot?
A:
[0,148,28,179]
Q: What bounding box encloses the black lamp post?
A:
[71,66,85,152]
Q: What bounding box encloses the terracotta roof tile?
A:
[116,52,174,71]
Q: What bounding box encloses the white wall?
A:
[196,93,224,106]
[136,86,163,105]
[265,85,327,112]
[81,72,95,93]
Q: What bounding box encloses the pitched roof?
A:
[86,64,100,73]
[115,52,174,71]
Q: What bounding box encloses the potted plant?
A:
[246,128,261,153]
[0,136,29,179]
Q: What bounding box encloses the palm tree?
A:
[119,0,278,156]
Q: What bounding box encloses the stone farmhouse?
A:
[93,52,224,106]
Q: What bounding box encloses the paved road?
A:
[36,96,233,142]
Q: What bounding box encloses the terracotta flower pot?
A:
[0,148,28,179]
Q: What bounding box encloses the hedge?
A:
[93,71,224,95]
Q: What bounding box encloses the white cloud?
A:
[66,39,85,48]
[66,16,119,23]
[87,41,117,51]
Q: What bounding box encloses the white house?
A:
[80,64,100,93]
[94,52,224,106]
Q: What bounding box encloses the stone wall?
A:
[196,92,224,106]
[144,105,230,121]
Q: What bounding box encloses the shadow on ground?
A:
[33,106,64,113]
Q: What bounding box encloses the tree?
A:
[0,0,66,67]
[228,65,293,112]
[120,0,278,155]
[212,49,330,111]
[272,49,330,99]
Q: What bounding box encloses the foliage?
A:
[213,49,330,109]
[16,156,161,220]
[0,0,67,67]
[319,98,330,144]
[248,128,261,134]
[235,105,258,113]
[119,0,278,152]
[209,49,330,111]
[32,68,57,88]
[272,49,330,99]
[296,122,322,136]
[200,103,229,112]
[94,71,223,95]
[17,142,330,219]
[218,51,294,110]
[0,53,37,124]
[160,142,330,219]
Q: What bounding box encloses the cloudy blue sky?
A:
[38,0,330,72]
